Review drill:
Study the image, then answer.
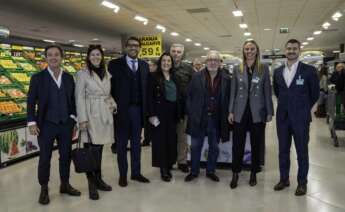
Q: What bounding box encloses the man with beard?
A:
[273,39,319,196]
[169,43,194,173]
[108,36,150,187]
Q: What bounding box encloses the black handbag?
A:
[71,130,101,173]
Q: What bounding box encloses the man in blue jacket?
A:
[273,39,319,196]
[27,45,81,205]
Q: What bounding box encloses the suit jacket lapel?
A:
[277,66,287,89]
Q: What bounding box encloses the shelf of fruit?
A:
[0,101,22,114]
[2,88,26,99]
[0,59,18,70]
[9,73,30,83]
[0,75,12,85]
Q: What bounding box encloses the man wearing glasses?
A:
[184,51,230,182]
[108,36,150,187]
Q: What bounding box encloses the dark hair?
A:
[44,45,63,57]
[154,52,174,83]
[285,39,301,48]
[126,36,141,47]
[86,45,105,75]
[241,40,262,73]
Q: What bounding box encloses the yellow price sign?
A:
[138,34,162,58]
[11,45,23,50]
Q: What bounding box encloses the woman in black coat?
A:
[147,53,180,182]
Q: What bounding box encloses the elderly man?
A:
[184,50,230,182]
[170,43,194,173]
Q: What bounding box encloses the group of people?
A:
[27,37,320,205]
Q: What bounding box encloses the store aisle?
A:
[1,116,345,212]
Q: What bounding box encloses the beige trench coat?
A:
[75,69,115,144]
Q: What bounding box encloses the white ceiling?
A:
[0,0,345,58]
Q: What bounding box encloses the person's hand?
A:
[149,116,160,127]
[228,113,234,124]
[29,125,40,136]
[266,115,273,122]
[79,122,88,131]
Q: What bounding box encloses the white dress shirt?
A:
[47,66,63,88]
[283,61,299,88]
[126,55,138,72]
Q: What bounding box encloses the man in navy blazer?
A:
[273,39,319,196]
[108,37,150,187]
[27,45,80,205]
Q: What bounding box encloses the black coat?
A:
[186,69,231,141]
[108,56,149,131]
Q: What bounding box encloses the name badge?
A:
[252,77,259,83]
[296,75,304,85]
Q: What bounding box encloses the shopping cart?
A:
[327,85,345,147]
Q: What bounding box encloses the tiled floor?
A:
[1,115,345,212]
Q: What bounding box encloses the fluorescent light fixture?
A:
[244,32,251,36]
[232,10,243,17]
[307,37,314,41]
[201,55,207,58]
[333,50,340,53]
[156,25,166,33]
[101,1,120,13]
[265,49,271,52]
[43,39,55,43]
[264,28,272,31]
[73,44,84,48]
[313,30,322,35]
[170,32,179,36]
[194,43,202,46]
[301,46,304,49]
[239,23,248,29]
[92,38,99,41]
[322,22,331,29]
[185,38,192,42]
[204,47,210,50]
[246,38,254,41]
[274,48,280,52]
[302,42,309,45]
[332,12,342,19]
[134,15,148,25]
[68,40,75,43]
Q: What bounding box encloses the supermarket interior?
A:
[0,0,345,212]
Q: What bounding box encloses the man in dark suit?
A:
[27,45,81,205]
[184,50,230,182]
[108,36,150,187]
[273,39,319,196]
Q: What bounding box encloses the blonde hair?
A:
[240,40,263,74]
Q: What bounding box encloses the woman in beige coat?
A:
[75,45,116,200]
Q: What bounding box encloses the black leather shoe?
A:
[87,175,99,200]
[274,180,290,191]
[178,164,189,173]
[206,173,220,182]
[131,174,150,183]
[95,173,112,191]
[295,184,307,196]
[60,183,81,196]
[184,173,198,182]
[161,174,171,182]
[230,173,239,189]
[38,185,50,205]
[118,176,128,187]
[249,172,257,187]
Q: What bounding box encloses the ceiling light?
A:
[322,22,331,29]
[301,46,304,49]
[246,38,254,41]
[134,15,148,25]
[194,43,202,46]
[307,37,314,41]
[332,12,343,20]
[68,40,76,43]
[101,1,120,13]
[244,32,251,36]
[201,55,207,58]
[264,28,272,31]
[43,39,55,43]
[92,38,99,41]
[156,25,166,33]
[232,10,243,17]
[170,32,179,36]
[265,49,271,52]
[302,42,309,45]
[313,30,322,35]
[239,24,248,29]
[204,47,210,50]
[333,50,340,53]
[73,44,84,48]
[185,38,192,42]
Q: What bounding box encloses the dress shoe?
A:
[118,176,128,187]
[273,180,290,191]
[230,173,239,189]
[206,173,220,182]
[178,164,189,173]
[38,185,50,205]
[295,184,307,196]
[184,173,198,182]
[60,183,81,196]
[131,174,150,183]
[86,174,99,200]
[95,172,112,191]
[249,172,257,186]
[161,174,171,182]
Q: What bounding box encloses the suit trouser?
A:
[276,117,310,185]
[176,116,188,165]
[190,117,219,175]
[232,108,265,173]
[116,106,142,177]
[37,120,73,186]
